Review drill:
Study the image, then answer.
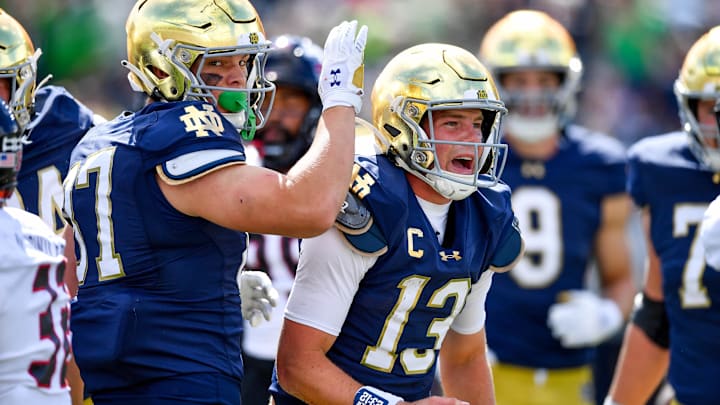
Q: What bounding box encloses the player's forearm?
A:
[441,357,495,405]
[66,355,85,405]
[603,275,635,318]
[62,224,79,298]
[282,108,356,235]
[596,236,635,316]
[608,324,668,405]
[597,195,635,316]
[276,349,361,404]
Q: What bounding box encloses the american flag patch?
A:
[0,153,16,168]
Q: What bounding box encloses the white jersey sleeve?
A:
[450,270,494,335]
[284,226,377,336]
[0,207,71,405]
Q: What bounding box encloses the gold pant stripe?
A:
[491,362,594,405]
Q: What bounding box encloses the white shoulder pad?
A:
[159,148,245,184]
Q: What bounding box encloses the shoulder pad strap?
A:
[336,190,371,234]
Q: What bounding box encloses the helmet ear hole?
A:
[383,123,401,139]
[148,65,170,80]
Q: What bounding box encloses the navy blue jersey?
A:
[63,101,249,393]
[486,125,627,368]
[628,131,720,404]
[272,153,520,402]
[9,86,96,232]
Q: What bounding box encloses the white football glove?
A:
[318,20,368,114]
[239,271,279,327]
[547,290,623,348]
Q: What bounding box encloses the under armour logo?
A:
[439,251,462,261]
[330,69,341,87]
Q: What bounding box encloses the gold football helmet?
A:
[371,43,507,200]
[675,25,720,171]
[478,10,582,142]
[124,0,276,135]
[0,9,41,127]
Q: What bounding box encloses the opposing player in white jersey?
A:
[0,98,71,405]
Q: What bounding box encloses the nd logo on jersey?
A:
[350,163,375,198]
[180,104,225,137]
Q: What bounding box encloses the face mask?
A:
[504,113,558,143]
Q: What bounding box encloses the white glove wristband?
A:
[354,386,404,405]
[321,87,363,114]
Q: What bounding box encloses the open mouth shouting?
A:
[449,154,478,174]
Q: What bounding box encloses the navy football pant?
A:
[89,373,242,405]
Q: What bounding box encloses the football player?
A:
[701,98,720,269]
[0,11,102,403]
[478,10,635,405]
[61,0,367,404]
[606,25,720,405]
[240,34,323,405]
[702,192,720,279]
[0,98,72,405]
[0,8,101,235]
[270,43,523,404]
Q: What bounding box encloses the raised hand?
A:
[318,20,368,114]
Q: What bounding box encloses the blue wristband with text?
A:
[354,386,404,405]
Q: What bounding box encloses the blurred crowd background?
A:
[2,0,719,147]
